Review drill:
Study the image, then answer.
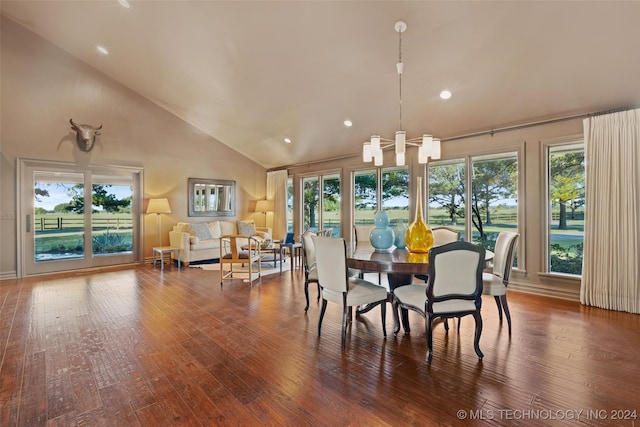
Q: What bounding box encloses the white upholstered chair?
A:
[392,241,486,364]
[314,236,388,350]
[431,226,460,245]
[482,231,519,334]
[301,230,320,311]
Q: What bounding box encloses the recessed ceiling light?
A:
[97,45,109,55]
[118,0,130,8]
[284,138,292,144]
[344,119,353,127]
[440,90,452,100]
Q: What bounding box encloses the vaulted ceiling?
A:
[3,1,640,169]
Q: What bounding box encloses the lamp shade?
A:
[255,199,273,213]
[146,198,171,214]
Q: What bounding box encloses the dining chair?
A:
[219,235,262,286]
[392,241,486,364]
[431,226,460,245]
[414,226,461,282]
[314,236,388,350]
[482,231,519,334]
[301,230,320,311]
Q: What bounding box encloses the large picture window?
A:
[302,172,341,236]
[428,151,520,265]
[547,143,585,275]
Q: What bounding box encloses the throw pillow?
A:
[207,221,221,238]
[191,222,213,240]
[237,220,257,236]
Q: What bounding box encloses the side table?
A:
[153,246,181,270]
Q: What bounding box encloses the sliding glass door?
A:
[19,159,142,276]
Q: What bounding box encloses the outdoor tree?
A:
[428,164,465,225]
[303,179,319,229]
[354,173,377,210]
[64,184,131,213]
[471,158,517,239]
[549,152,585,229]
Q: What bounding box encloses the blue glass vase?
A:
[369,210,395,251]
[394,219,408,249]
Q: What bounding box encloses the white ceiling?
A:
[3,1,640,169]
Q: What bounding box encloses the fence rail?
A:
[35,216,133,232]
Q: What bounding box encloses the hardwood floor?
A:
[1,263,639,426]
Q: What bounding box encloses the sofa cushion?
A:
[237,220,257,236]
[191,223,213,240]
[208,221,222,238]
[191,239,218,250]
[189,236,200,245]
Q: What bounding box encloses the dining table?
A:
[347,243,494,332]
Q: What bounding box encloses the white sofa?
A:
[168,220,271,265]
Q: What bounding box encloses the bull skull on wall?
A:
[70,118,102,152]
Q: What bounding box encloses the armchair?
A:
[219,235,262,286]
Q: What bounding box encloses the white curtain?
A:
[266,170,288,241]
[581,109,640,313]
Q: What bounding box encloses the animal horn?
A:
[95,124,103,130]
[70,118,79,129]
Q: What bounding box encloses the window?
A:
[302,172,341,236]
[428,159,466,235]
[353,166,409,228]
[287,176,293,233]
[381,167,409,226]
[547,143,585,275]
[470,153,518,253]
[353,169,377,226]
[428,152,520,264]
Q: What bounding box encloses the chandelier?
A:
[363,20,441,167]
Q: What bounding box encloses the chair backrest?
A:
[491,231,519,283]
[314,236,348,293]
[431,226,460,246]
[285,232,295,244]
[353,225,374,245]
[426,241,485,312]
[301,230,317,272]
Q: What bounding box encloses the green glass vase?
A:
[405,176,434,253]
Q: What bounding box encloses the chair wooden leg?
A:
[341,302,349,351]
[304,279,310,311]
[316,283,321,302]
[392,296,401,335]
[318,299,328,337]
[500,294,512,335]
[494,295,503,321]
[426,314,435,364]
[473,311,484,360]
[380,300,387,337]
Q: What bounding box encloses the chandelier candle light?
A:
[362,20,441,167]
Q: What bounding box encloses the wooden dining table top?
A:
[347,243,494,275]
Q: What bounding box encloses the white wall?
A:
[0,16,267,278]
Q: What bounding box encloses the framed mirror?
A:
[188,178,236,217]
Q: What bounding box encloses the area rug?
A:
[190,257,293,278]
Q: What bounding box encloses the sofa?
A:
[168,219,271,265]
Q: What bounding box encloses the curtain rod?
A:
[269,104,640,172]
